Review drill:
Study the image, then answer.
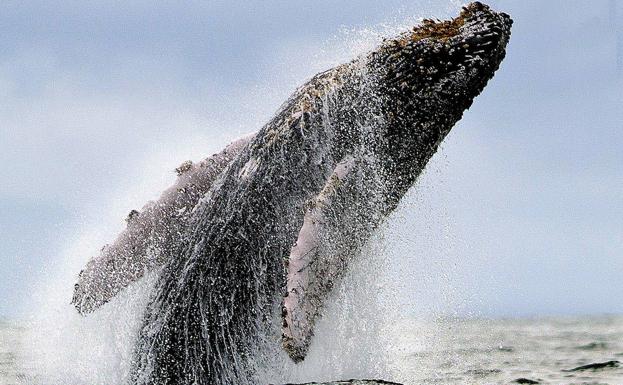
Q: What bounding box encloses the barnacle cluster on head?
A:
[373,1,511,98]
[408,9,468,44]
[406,2,497,44]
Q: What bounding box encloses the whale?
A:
[72,3,512,384]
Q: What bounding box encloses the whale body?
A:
[72,3,512,384]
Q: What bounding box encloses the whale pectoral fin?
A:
[281,156,360,361]
[71,134,254,314]
[282,236,321,362]
[281,155,387,362]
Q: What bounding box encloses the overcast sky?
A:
[1,0,621,318]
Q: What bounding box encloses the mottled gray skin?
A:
[130,3,512,385]
[71,135,253,314]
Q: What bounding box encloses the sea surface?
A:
[1,315,621,385]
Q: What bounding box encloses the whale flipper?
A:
[282,155,386,361]
[71,134,254,314]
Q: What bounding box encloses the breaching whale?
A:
[72,3,511,384]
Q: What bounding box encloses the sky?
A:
[0,0,621,319]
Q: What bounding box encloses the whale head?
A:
[281,1,512,362]
[367,1,513,197]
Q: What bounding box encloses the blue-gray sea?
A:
[1,315,621,385]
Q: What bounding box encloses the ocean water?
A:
[396,315,623,385]
[1,315,621,385]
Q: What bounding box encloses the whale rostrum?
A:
[72,3,512,384]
